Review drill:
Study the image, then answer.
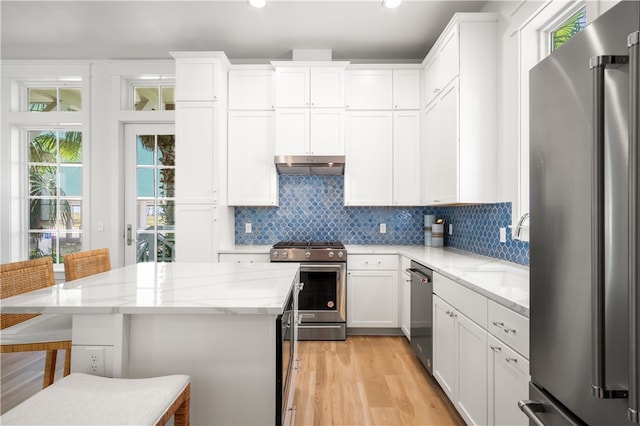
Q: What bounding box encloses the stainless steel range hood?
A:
[274,155,345,175]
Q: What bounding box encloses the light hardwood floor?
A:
[2,336,463,425]
[294,336,464,425]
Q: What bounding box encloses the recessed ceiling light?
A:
[382,0,401,8]
[248,0,266,8]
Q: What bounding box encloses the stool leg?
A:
[63,346,72,376]
[43,349,57,388]
[174,385,190,426]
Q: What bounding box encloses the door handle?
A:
[589,54,629,400]
[518,400,545,426]
[627,30,640,424]
[126,224,133,246]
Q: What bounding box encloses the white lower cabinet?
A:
[347,255,399,329]
[400,256,411,339]
[433,272,529,426]
[487,334,530,426]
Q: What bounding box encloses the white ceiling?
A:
[1,0,487,63]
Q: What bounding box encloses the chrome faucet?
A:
[515,212,530,239]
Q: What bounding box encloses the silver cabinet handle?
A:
[506,357,518,364]
[518,400,545,426]
[504,327,516,334]
[490,345,501,352]
[492,321,504,327]
[590,54,630,400]
[628,30,640,423]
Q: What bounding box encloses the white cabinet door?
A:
[175,204,217,262]
[393,110,421,205]
[275,108,309,155]
[175,103,215,204]
[310,67,345,107]
[488,335,530,426]
[346,70,393,110]
[422,79,458,205]
[275,67,310,107]
[456,312,488,426]
[433,295,456,399]
[392,69,420,110]
[438,26,460,90]
[173,53,228,103]
[228,70,274,110]
[228,111,278,206]
[310,109,345,155]
[347,269,398,328]
[344,111,393,205]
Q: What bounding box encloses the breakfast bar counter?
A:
[1,262,301,425]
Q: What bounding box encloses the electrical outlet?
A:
[499,227,507,243]
[380,223,386,234]
[77,346,105,376]
[245,223,252,233]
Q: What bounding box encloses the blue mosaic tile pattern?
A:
[234,175,529,265]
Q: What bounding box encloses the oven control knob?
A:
[328,251,335,258]
[337,251,344,258]
[305,251,311,258]
[272,251,278,258]
[281,252,288,258]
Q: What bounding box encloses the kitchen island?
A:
[0,262,301,425]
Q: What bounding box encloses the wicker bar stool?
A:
[1,257,72,388]
[0,373,191,425]
[63,248,111,282]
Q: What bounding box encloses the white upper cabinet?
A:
[274,65,346,108]
[424,27,459,106]
[344,111,393,205]
[228,69,274,110]
[393,110,421,205]
[228,111,278,206]
[346,69,393,110]
[171,52,230,104]
[421,13,498,206]
[392,69,421,109]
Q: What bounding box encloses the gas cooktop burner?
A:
[270,241,346,262]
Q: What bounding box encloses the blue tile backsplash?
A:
[235,175,529,265]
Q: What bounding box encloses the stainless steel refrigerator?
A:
[522,1,639,424]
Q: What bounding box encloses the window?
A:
[550,6,587,51]
[28,129,83,262]
[28,86,82,112]
[133,84,175,111]
[135,133,176,262]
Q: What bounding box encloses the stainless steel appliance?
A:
[276,289,295,426]
[271,241,347,340]
[407,261,433,374]
[521,2,639,424]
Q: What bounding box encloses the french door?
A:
[124,124,175,265]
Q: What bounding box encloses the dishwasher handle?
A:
[406,268,432,283]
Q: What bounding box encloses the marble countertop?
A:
[347,245,529,317]
[220,244,530,317]
[0,262,300,316]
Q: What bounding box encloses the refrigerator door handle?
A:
[517,400,545,426]
[589,54,630,400]
[628,30,640,424]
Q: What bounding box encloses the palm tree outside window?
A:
[550,6,587,52]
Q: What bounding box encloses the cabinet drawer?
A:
[348,254,398,270]
[488,334,529,377]
[433,273,487,328]
[218,253,270,264]
[488,300,529,358]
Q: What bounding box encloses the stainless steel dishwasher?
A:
[406,260,433,374]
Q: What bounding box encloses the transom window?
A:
[28,129,83,262]
[28,86,82,112]
[133,85,175,111]
[550,6,587,52]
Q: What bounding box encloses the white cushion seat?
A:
[0,314,72,345]
[0,373,191,425]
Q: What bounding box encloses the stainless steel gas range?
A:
[270,241,347,340]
